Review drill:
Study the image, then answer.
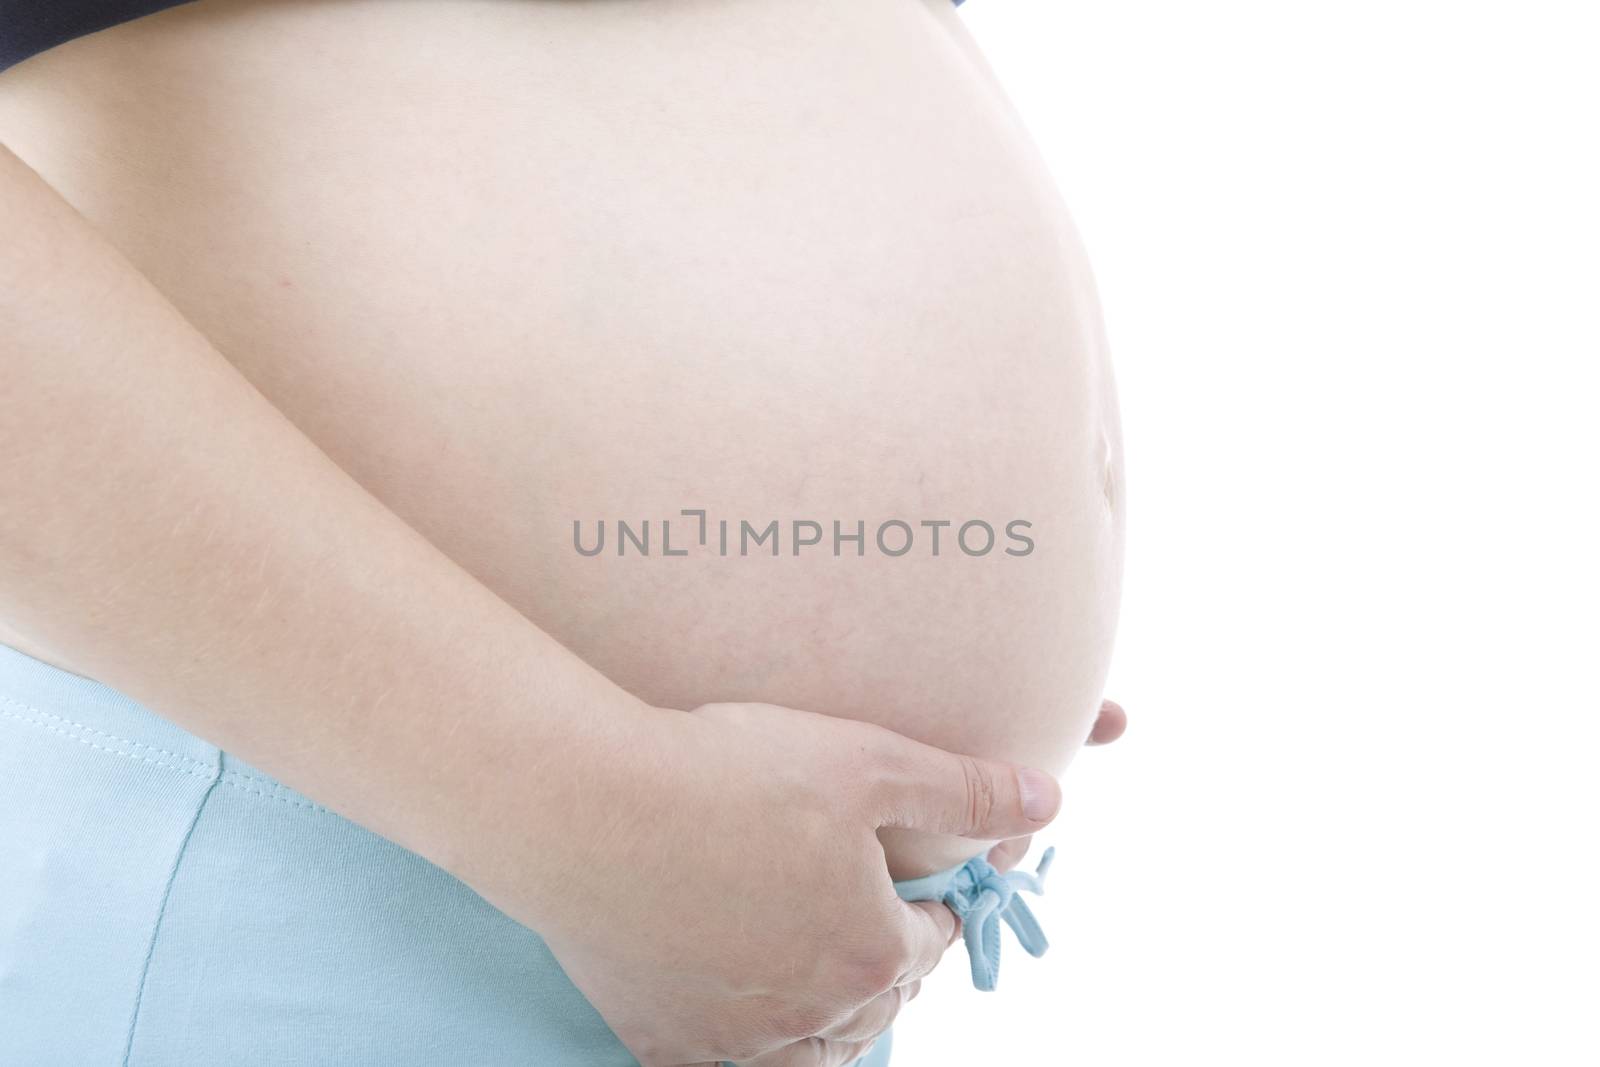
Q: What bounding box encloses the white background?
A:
[899,2,1600,1063]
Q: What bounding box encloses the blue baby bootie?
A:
[717,849,1054,1067]
[892,846,1055,991]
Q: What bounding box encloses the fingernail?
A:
[1019,768,1060,822]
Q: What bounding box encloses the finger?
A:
[820,1038,877,1067]
[868,735,1061,839]
[819,979,917,1042]
[738,1035,878,1067]
[985,833,1034,874]
[891,898,964,987]
[1086,698,1127,746]
[818,1037,877,1067]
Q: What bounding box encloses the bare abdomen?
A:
[0,0,1124,876]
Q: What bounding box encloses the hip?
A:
[0,640,635,1065]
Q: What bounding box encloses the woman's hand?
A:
[467,700,1063,1067]
[730,699,1130,1067]
[727,975,922,1067]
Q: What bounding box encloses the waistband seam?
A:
[1,693,338,819]
[216,761,335,817]
[1,694,218,778]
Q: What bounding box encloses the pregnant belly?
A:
[0,0,1124,875]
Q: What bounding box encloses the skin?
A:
[0,140,1072,1065]
[0,0,1126,1062]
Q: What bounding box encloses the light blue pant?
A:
[0,641,1046,1065]
[0,644,879,1065]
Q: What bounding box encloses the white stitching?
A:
[219,770,333,816]
[1,700,336,819]
[0,704,217,780]
[0,693,214,774]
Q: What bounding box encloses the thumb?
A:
[868,737,1061,839]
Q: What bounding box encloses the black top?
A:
[0,0,198,74]
[3,0,978,75]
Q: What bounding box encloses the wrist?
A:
[415,655,671,926]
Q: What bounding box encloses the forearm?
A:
[0,142,647,913]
